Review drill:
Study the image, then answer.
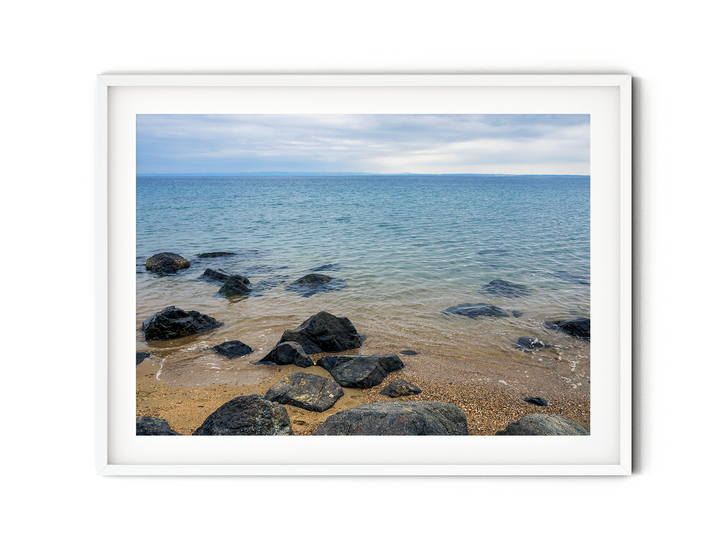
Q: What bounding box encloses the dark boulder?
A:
[192,394,294,436]
[379,379,422,397]
[136,416,180,435]
[516,337,553,350]
[545,318,590,341]
[264,372,344,412]
[278,311,362,354]
[317,354,403,389]
[285,273,347,297]
[258,341,313,368]
[523,397,548,406]
[211,340,253,359]
[218,275,252,297]
[136,352,152,365]
[495,414,589,435]
[443,303,510,318]
[399,350,418,356]
[142,306,223,341]
[145,252,191,274]
[314,401,468,436]
[480,279,530,298]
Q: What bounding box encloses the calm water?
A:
[136,175,590,389]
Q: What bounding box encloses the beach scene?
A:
[136,114,591,436]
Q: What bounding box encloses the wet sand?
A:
[136,348,590,436]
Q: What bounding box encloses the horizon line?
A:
[136,172,590,177]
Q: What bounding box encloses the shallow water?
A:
[137,175,590,390]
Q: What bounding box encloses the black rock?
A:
[264,372,344,412]
[317,354,403,389]
[145,252,191,274]
[545,318,590,341]
[258,341,313,368]
[211,340,253,359]
[278,311,362,354]
[193,394,294,436]
[314,401,468,436]
[495,414,589,435]
[136,352,152,365]
[523,397,548,406]
[285,273,347,297]
[399,350,418,355]
[141,306,223,341]
[443,303,510,318]
[516,337,553,350]
[480,279,530,298]
[218,275,252,297]
[136,416,180,436]
[379,379,422,397]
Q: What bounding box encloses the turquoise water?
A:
[136,175,590,388]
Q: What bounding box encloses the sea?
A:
[136,175,590,391]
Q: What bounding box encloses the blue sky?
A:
[136,114,590,175]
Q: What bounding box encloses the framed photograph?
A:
[97,75,631,475]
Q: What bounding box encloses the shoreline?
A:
[137,348,590,436]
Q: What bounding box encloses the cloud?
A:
[136,114,590,174]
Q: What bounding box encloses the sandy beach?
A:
[137,346,590,436]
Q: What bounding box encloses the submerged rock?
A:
[278,311,362,354]
[142,306,223,341]
[443,303,510,318]
[495,414,588,435]
[512,310,524,318]
[285,273,347,297]
[545,318,590,341]
[197,252,236,258]
[317,354,403,389]
[136,352,152,365]
[264,372,343,412]
[201,268,232,282]
[399,350,418,356]
[258,341,313,368]
[310,263,343,272]
[193,395,294,436]
[379,379,422,397]
[136,416,180,436]
[145,252,191,274]
[218,275,252,297]
[552,271,590,285]
[480,279,530,298]
[314,401,468,436]
[211,340,253,359]
[516,337,553,350]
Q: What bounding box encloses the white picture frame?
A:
[97,74,632,476]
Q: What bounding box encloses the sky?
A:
[136,114,590,175]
